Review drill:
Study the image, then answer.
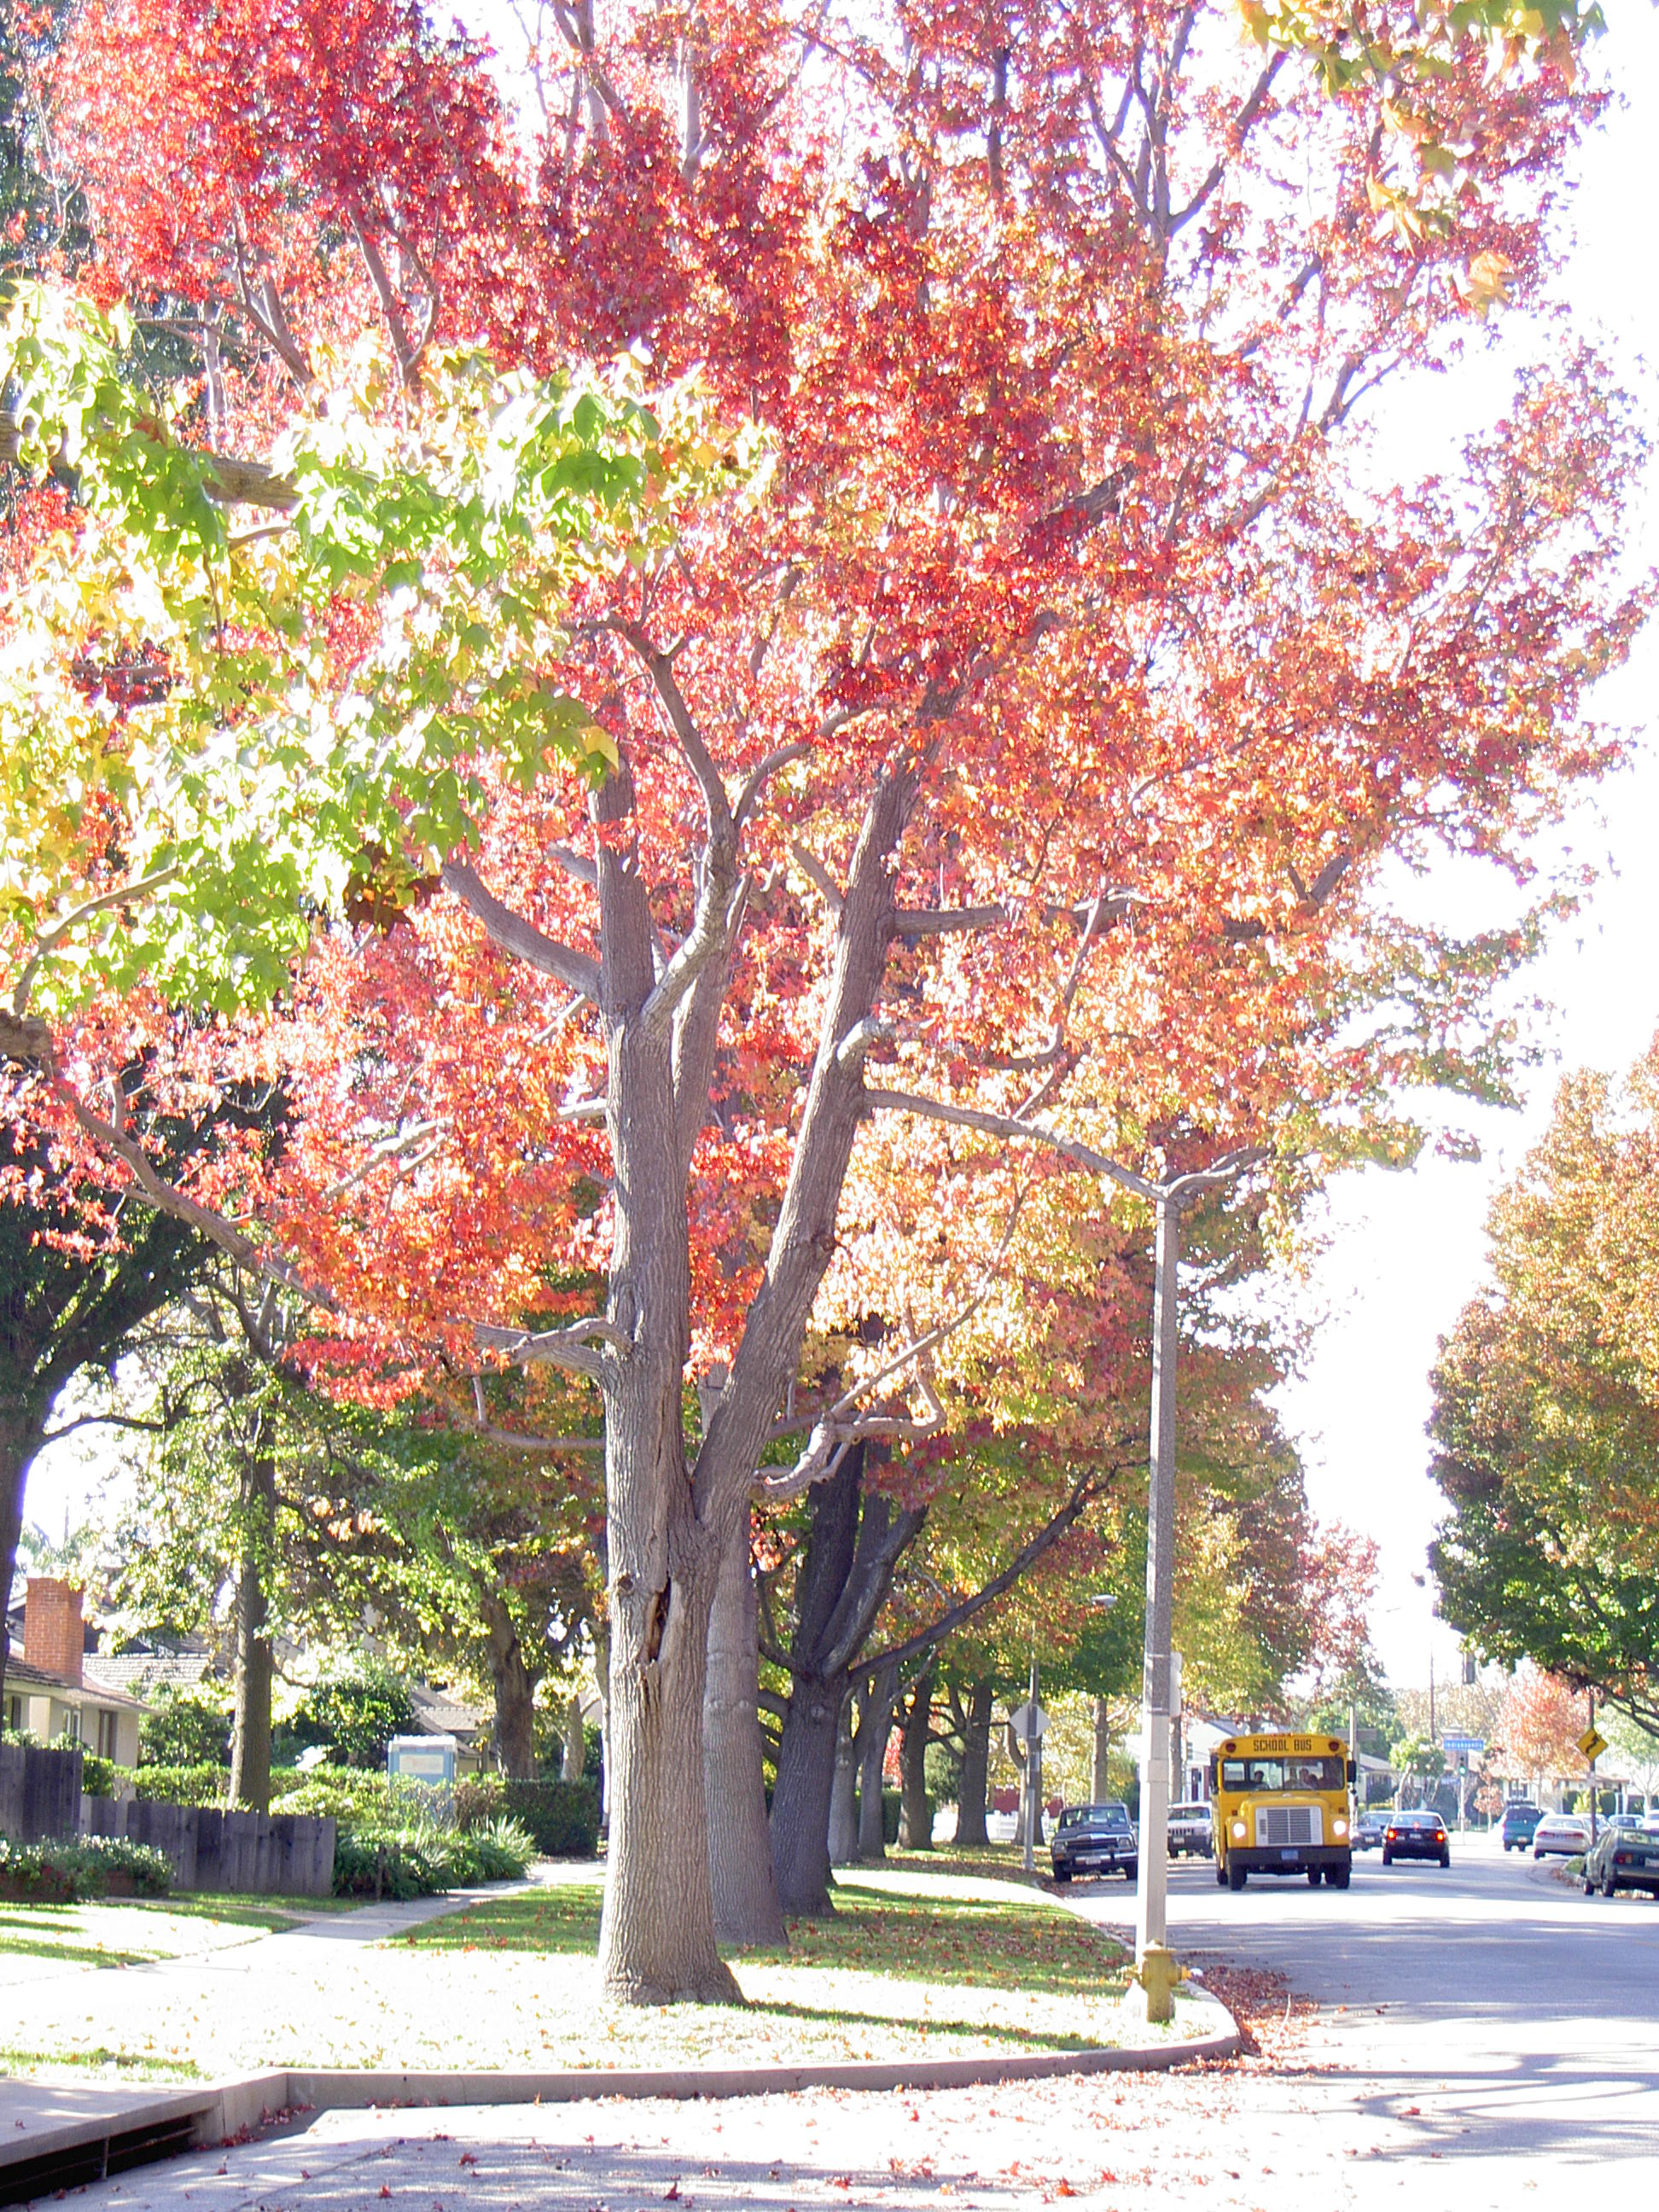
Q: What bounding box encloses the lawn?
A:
[0,1892,352,1976]
[2,1866,1215,2086]
[384,1865,1159,2073]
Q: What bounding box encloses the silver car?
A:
[1531,1811,1592,1859]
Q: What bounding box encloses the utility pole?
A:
[1129,1161,1260,2008]
[1134,1188,1180,1982]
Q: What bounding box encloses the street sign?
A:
[1579,1726,1608,1762]
[1010,1701,1050,1742]
[1442,1735,1485,1755]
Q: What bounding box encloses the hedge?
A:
[500,1778,600,1857]
[131,1763,232,1807]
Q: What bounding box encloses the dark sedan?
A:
[1051,1802,1138,1884]
[1382,1810,1450,1867]
[1353,1812,1388,1852]
[1583,1824,1659,1901]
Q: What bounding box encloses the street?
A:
[48,1833,1659,2212]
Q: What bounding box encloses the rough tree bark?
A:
[481,1590,540,1780]
[1091,1697,1114,1804]
[703,1516,787,1945]
[856,1662,897,1862]
[897,1665,936,1848]
[768,1447,924,1913]
[562,1691,586,1784]
[828,1693,859,1866]
[227,1444,276,1813]
[0,1402,41,1714]
[954,1678,995,1845]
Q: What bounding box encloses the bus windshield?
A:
[1220,1754,1346,1794]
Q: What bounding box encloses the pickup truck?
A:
[1167,1802,1214,1857]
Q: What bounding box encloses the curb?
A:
[0,2002,1237,2199]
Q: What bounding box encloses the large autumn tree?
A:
[0,0,1644,2002]
[1430,1039,1659,1732]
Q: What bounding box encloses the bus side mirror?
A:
[1206,1760,1217,1790]
[1347,1759,1357,1784]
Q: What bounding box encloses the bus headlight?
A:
[1231,1820,1246,1841]
[1332,1818,1348,1838]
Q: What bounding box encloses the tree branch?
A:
[440,860,602,998]
[10,869,182,1019]
[866,1463,1116,1680]
[467,1376,604,1452]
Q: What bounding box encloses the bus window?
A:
[1220,1755,1345,1793]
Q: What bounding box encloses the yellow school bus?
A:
[1208,1732,1354,1891]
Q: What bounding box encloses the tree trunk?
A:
[897,1666,935,1848]
[0,1408,35,1717]
[954,1678,994,1846]
[563,1691,586,1784]
[703,1517,786,1946]
[591,759,915,2000]
[857,1663,896,1861]
[828,1691,859,1866]
[227,1449,276,1813]
[1091,1697,1114,1803]
[481,1592,540,1780]
[770,1670,845,1914]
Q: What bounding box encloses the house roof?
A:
[3,1656,150,1712]
[84,1651,217,1699]
[409,1680,489,1742]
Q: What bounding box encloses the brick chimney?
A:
[23,1578,83,1688]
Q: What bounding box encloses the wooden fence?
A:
[0,1740,81,1843]
[82,1798,337,1897]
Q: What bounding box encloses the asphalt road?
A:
[49,1831,1659,2212]
[1070,1825,1659,2194]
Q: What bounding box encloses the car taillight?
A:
[1616,1853,1630,1866]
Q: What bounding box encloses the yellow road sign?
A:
[1578,1726,1608,1762]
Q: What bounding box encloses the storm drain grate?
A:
[0,2110,201,2206]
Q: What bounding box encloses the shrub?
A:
[453,1773,507,1831]
[273,1771,450,1827]
[138,1689,232,1768]
[451,1815,536,1883]
[294,1661,416,1770]
[332,1824,453,1901]
[500,1778,599,1857]
[272,1770,396,1824]
[131,1763,230,1807]
[79,1754,121,1798]
[0,1833,171,1901]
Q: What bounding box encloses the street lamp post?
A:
[1134,1187,1181,1982]
[1129,1160,1259,2013]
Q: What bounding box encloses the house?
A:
[3,1578,149,1767]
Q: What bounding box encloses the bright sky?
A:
[1284,0,1659,1687]
[21,5,1659,1697]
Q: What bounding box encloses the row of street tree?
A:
[0,0,1642,2000]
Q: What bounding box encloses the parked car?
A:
[1051,1802,1137,1884]
[1531,1811,1592,1860]
[1599,1813,1646,1837]
[1500,1802,1542,1852]
[1167,1802,1214,1857]
[1382,1810,1450,1867]
[1583,1823,1659,1900]
[1353,1812,1388,1852]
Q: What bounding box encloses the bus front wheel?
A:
[1327,1865,1350,1889]
[1227,1860,1247,1892]
[1214,1860,1227,1887]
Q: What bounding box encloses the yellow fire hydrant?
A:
[1126,1942,1189,2025]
